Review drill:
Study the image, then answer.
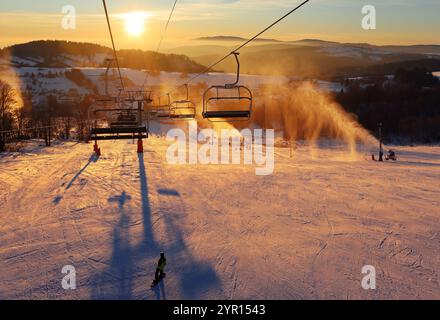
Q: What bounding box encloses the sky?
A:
[0,0,439,50]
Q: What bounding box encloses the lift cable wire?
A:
[156,0,179,53]
[159,0,310,99]
[142,0,179,90]
[102,0,125,92]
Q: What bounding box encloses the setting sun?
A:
[123,11,149,37]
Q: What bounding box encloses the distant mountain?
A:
[0,40,207,73]
[290,39,339,45]
[196,36,282,43]
[4,40,440,80]
[166,38,440,79]
[381,45,440,56]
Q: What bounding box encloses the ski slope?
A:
[0,136,439,300]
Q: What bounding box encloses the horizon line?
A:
[2,38,440,51]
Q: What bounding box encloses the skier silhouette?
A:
[155,252,167,282]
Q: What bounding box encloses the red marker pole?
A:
[137,139,144,153]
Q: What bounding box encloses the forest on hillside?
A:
[336,68,440,143]
[0,40,207,73]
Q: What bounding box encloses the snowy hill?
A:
[1,66,343,106]
[0,138,439,299]
[0,41,206,73]
[165,39,440,78]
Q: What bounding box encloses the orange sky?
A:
[1,0,439,49]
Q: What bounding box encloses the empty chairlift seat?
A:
[156,107,172,118]
[170,100,196,119]
[90,126,148,140]
[202,52,253,121]
[169,85,196,120]
[202,85,252,120]
[151,94,172,119]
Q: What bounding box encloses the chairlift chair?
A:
[151,94,172,119]
[110,108,138,127]
[170,84,196,120]
[88,99,148,141]
[202,52,253,121]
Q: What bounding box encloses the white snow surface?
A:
[0,136,439,300]
[2,66,343,103]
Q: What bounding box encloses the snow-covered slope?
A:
[0,137,439,299]
[4,66,343,106]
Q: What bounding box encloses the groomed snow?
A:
[0,136,439,299]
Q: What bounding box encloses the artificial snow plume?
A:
[252,81,378,157]
[0,58,24,109]
[149,80,377,158]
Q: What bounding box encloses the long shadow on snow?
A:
[158,188,222,299]
[89,191,138,299]
[89,153,220,299]
[53,154,99,205]
[152,277,167,300]
[89,155,158,299]
[65,154,99,190]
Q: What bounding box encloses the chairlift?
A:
[90,1,149,153]
[151,94,172,119]
[169,84,196,120]
[202,52,252,121]
[110,108,138,127]
[88,97,148,141]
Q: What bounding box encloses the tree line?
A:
[1,40,207,73]
[0,80,93,152]
[336,67,440,143]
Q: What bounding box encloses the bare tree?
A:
[75,95,94,142]
[57,101,75,140]
[0,81,17,151]
[15,91,33,138]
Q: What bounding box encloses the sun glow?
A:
[123,11,150,37]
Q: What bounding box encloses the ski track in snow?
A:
[0,138,440,299]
